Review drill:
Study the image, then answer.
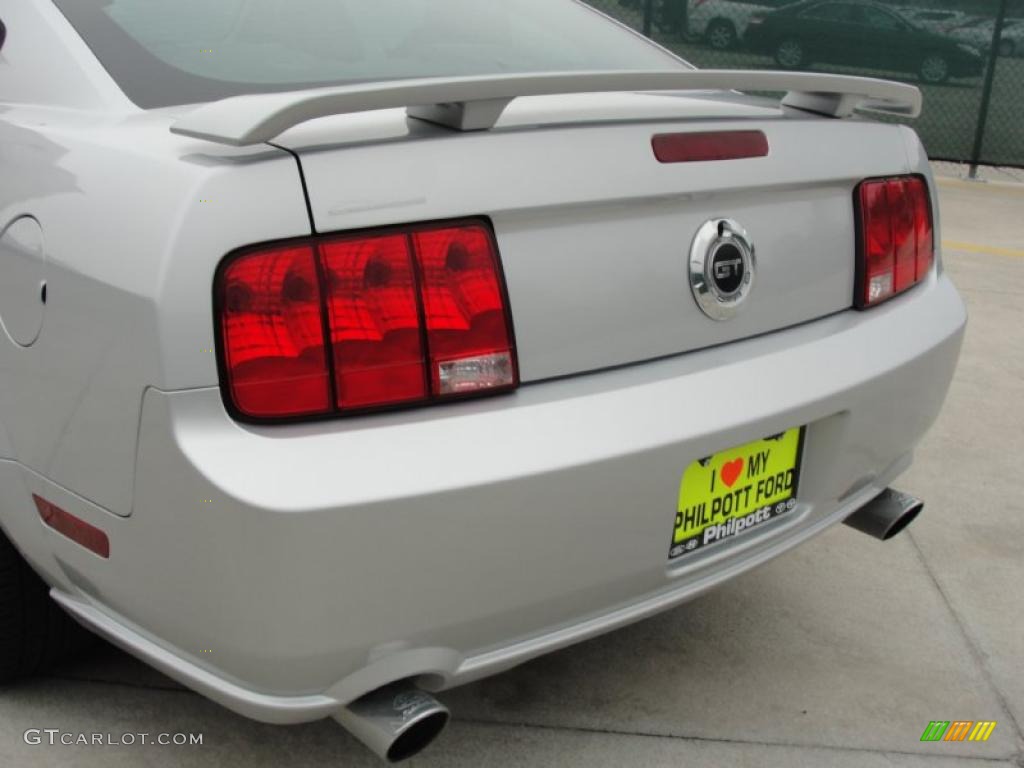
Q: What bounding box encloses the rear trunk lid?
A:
[273,92,911,382]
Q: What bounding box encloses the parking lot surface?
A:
[1,177,1022,767]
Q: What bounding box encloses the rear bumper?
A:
[7,274,965,723]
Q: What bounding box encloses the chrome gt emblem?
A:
[689,218,755,321]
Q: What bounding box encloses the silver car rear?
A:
[0,0,965,762]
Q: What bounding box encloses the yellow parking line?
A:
[935,177,1024,196]
[943,240,1024,259]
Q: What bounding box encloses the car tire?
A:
[774,39,805,69]
[919,53,951,84]
[706,20,737,50]
[0,529,96,682]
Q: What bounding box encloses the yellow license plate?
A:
[669,427,804,560]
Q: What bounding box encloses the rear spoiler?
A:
[170,69,922,147]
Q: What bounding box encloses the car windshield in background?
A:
[51,0,688,109]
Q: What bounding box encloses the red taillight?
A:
[859,180,894,305]
[912,184,934,279]
[413,224,516,396]
[855,175,934,309]
[34,495,110,559]
[218,245,331,418]
[321,233,427,410]
[652,130,769,164]
[216,220,517,421]
[888,179,917,294]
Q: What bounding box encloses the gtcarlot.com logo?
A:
[24,729,203,747]
[920,721,997,742]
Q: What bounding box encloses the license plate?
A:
[669,427,805,560]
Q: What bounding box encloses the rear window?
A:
[52,0,688,109]
[800,3,856,22]
[716,0,795,7]
[914,12,955,21]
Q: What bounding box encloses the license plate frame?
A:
[669,427,806,561]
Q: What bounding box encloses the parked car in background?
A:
[950,17,1024,57]
[689,0,796,48]
[745,0,985,83]
[615,0,685,34]
[896,7,976,36]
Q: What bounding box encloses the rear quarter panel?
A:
[0,106,310,515]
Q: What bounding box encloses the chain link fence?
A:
[583,0,1024,168]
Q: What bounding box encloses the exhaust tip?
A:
[334,684,450,763]
[386,708,449,763]
[879,499,922,540]
[844,488,923,541]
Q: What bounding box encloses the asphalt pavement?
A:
[0,174,1021,768]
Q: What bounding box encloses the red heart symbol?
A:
[720,458,744,488]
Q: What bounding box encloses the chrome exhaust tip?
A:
[843,488,923,541]
[333,683,449,763]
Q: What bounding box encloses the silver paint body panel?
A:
[0,0,964,723]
